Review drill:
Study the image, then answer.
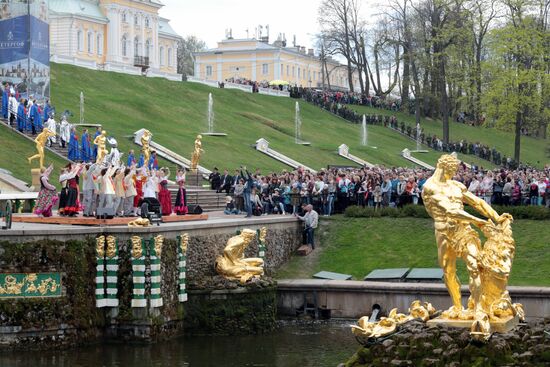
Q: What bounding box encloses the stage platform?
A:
[12,213,208,226]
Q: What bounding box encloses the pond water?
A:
[1,321,358,367]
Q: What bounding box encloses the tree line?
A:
[318,0,549,163]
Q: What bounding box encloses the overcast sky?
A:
[159,0,374,50]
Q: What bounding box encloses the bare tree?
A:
[177,35,207,80]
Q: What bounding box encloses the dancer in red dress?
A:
[158,167,172,216]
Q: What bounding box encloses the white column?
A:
[274,52,280,79]
[251,52,257,81]
[195,58,200,78]
[216,54,222,82]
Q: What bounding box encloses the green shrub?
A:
[345,204,550,220]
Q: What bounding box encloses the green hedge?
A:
[344,204,550,220]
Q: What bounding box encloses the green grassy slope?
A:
[0,124,68,188]
[276,216,550,286]
[351,105,549,168]
[48,63,482,171]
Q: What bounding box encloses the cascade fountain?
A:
[202,93,227,136]
[361,115,367,146]
[295,102,310,145]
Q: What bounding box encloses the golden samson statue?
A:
[215,229,264,283]
[422,153,523,341]
[141,129,152,166]
[93,130,108,164]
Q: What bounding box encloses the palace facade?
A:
[193,37,360,91]
[49,0,182,81]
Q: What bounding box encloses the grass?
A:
[0,123,68,189]
[47,63,494,172]
[350,105,549,168]
[276,216,550,287]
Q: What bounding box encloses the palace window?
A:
[87,31,93,53]
[134,37,140,57]
[145,39,151,58]
[122,35,127,56]
[134,14,139,26]
[97,33,103,55]
[160,46,165,65]
[298,67,301,78]
[292,66,295,77]
[77,30,83,52]
[262,63,268,75]
[145,17,150,28]
[286,65,289,76]
[313,71,316,80]
[122,12,127,23]
[206,65,212,77]
[167,48,172,66]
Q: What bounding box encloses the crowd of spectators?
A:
[221,77,289,93]
[301,88,522,168]
[211,163,550,218]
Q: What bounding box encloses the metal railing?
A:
[134,56,150,67]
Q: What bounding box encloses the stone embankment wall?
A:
[0,220,302,349]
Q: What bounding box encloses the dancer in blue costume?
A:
[81,129,91,162]
[17,99,26,132]
[68,128,80,161]
[1,84,8,119]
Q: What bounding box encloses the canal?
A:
[1,321,357,367]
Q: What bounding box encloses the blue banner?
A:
[30,15,49,66]
[0,15,29,64]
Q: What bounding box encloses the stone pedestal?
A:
[30,168,41,192]
[186,172,203,188]
[427,314,519,333]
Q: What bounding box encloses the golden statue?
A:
[93,130,108,164]
[179,233,189,254]
[96,235,106,257]
[128,217,151,227]
[106,235,117,258]
[215,229,264,283]
[190,134,204,172]
[153,234,164,257]
[422,153,523,341]
[27,128,56,170]
[141,129,152,166]
[352,301,435,339]
[131,235,143,258]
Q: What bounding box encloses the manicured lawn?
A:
[276,216,550,286]
[0,123,68,189]
[351,105,549,168]
[47,63,494,171]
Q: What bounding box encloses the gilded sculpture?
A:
[106,235,117,259]
[179,233,189,254]
[352,301,436,339]
[0,273,60,298]
[190,134,204,171]
[128,217,151,227]
[93,130,108,164]
[215,229,264,283]
[131,236,143,258]
[141,129,152,166]
[27,128,56,169]
[422,153,523,341]
[154,235,164,257]
[96,235,106,257]
[258,227,267,244]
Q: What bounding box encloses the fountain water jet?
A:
[202,92,227,136]
[361,115,367,146]
[294,102,310,145]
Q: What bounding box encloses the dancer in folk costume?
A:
[60,163,83,216]
[34,165,58,217]
[158,167,172,216]
[174,170,188,215]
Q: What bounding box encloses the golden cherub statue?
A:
[215,229,264,283]
[93,130,108,164]
[422,153,523,341]
[141,129,152,166]
[190,134,204,172]
[27,128,56,170]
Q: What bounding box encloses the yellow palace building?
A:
[193,36,360,91]
[49,0,182,81]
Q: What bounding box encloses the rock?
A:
[382,339,395,348]
[432,348,443,355]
